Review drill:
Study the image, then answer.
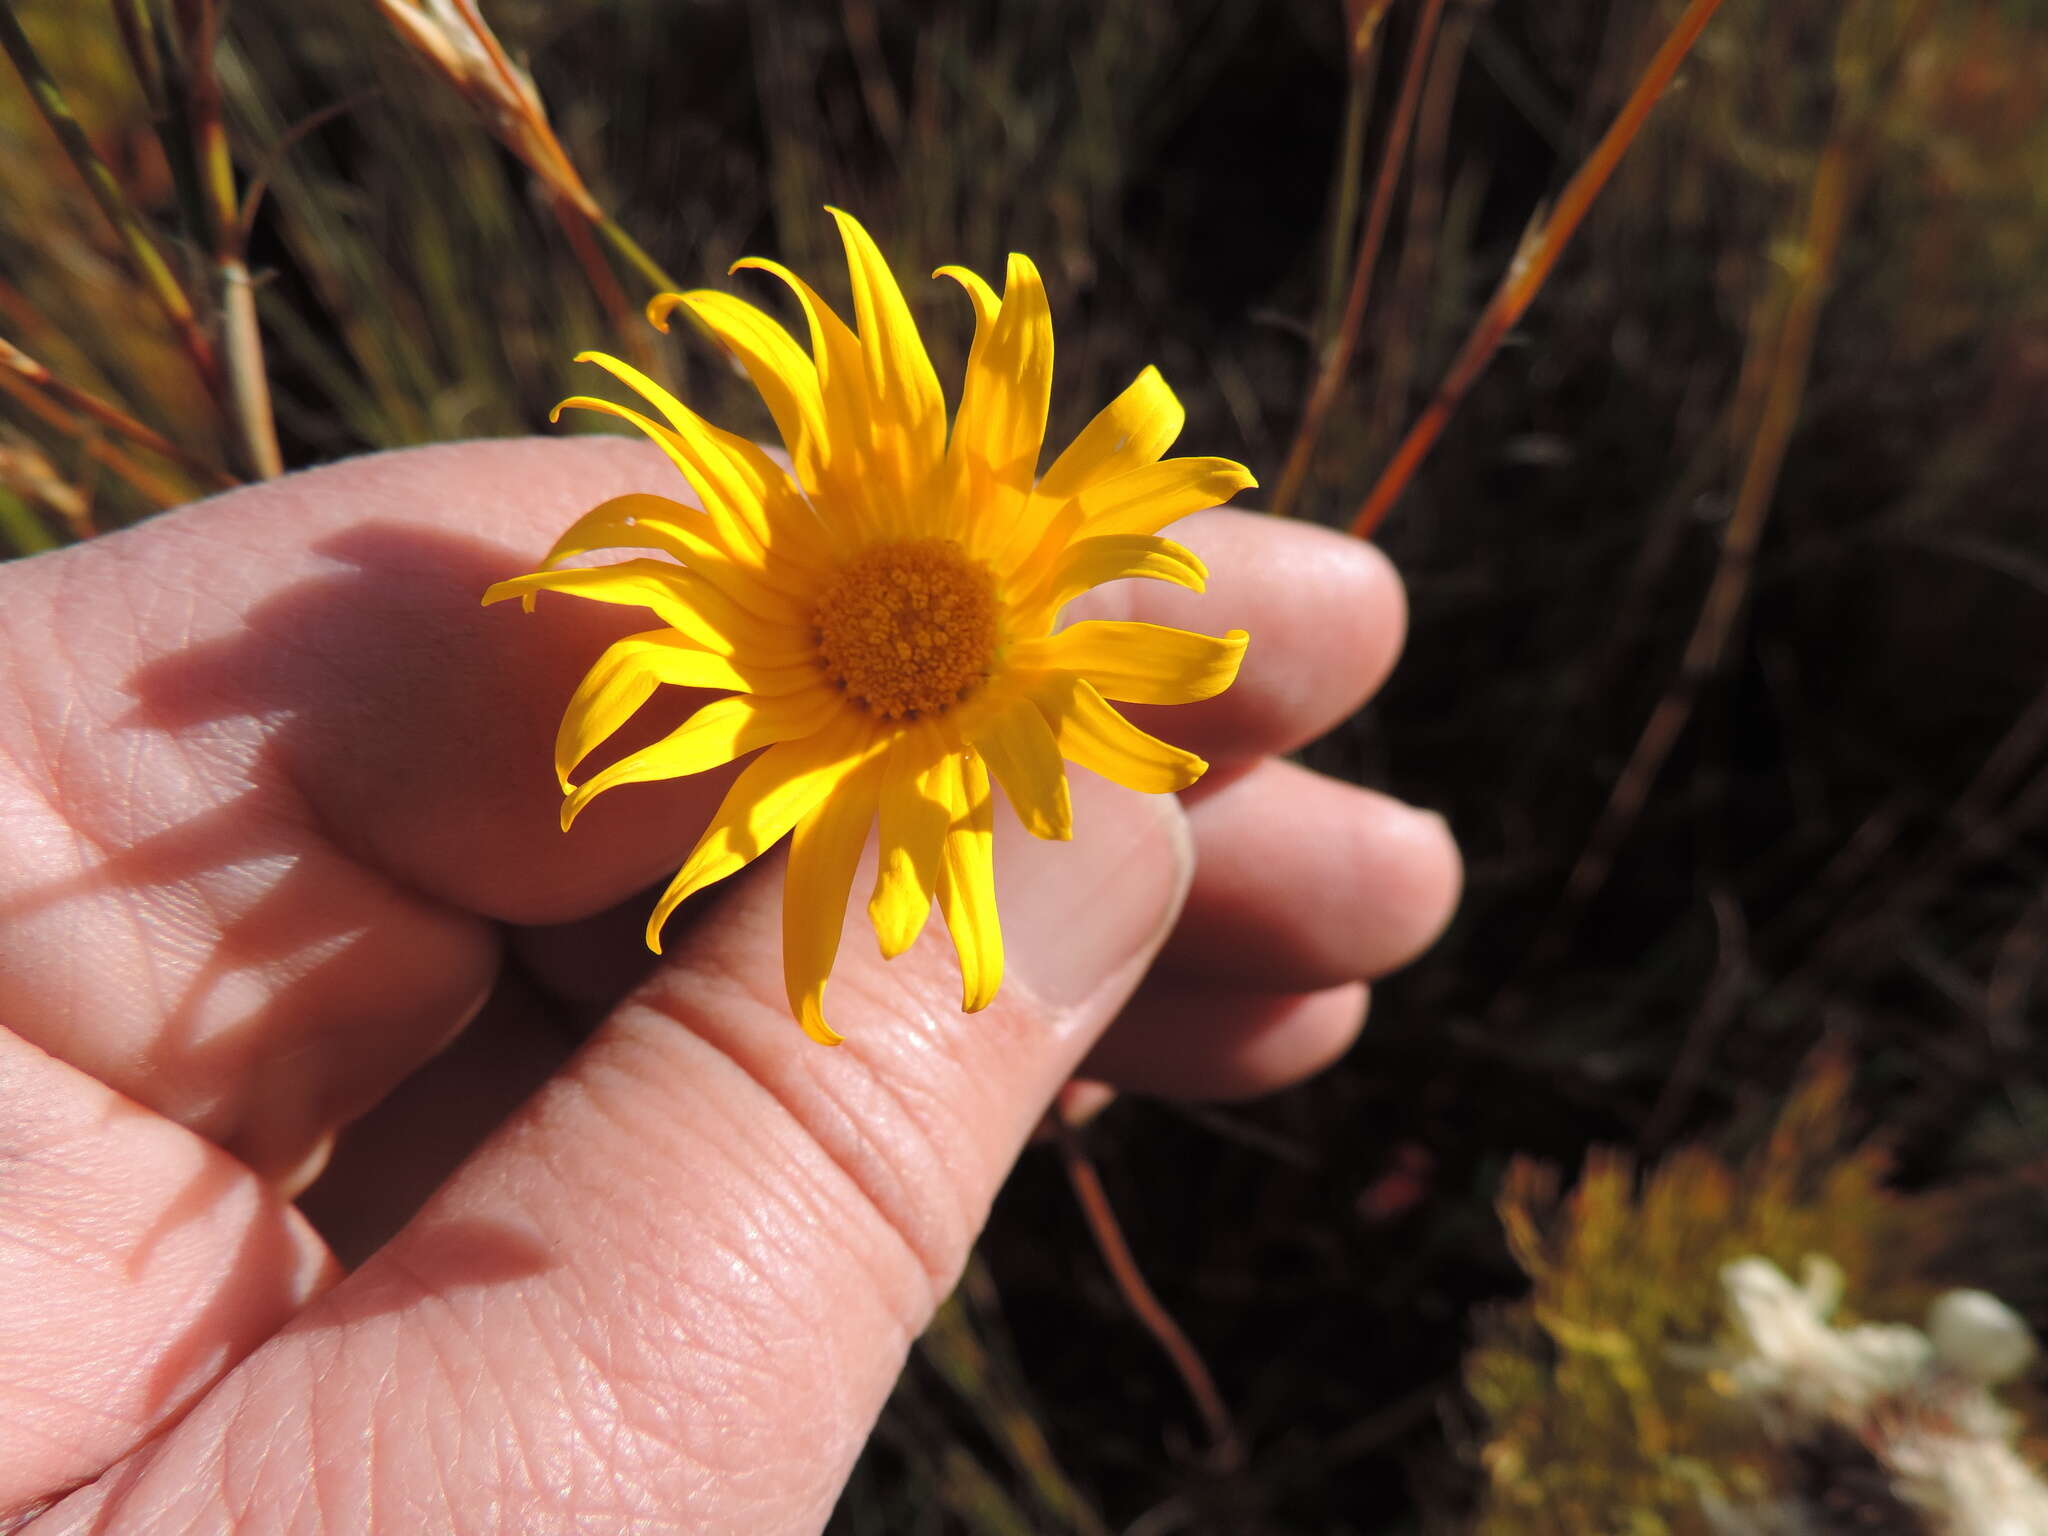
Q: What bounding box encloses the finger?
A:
[1080,980,1372,1100]
[0,1027,333,1523]
[1070,510,1408,767]
[1161,757,1462,991]
[54,775,1194,1531]
[0,439,1390,1180]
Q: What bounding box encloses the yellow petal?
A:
[557,630,821,785]
[541,490,697,566]
[946,253,1053,564]
[936,748,1002,1012]
[644,713,876,952]
[1036,365,1187,503]
[731,254,890,538]
[542,493,810,625]
[483,560,812,663]
[481,559,717,644]
[1071,457,1257,540]
[568,352,830,566]
[1029,674,1208,793]
[554,628,813,790]
[828,207,946,492]
[784,752,886,1045]
[1020,533,1208,621]
[550,391,832,569]
[968,692,1073,840]
[648,288,830,493]
[867,725,948,959]
[1009,622,1248,706]
[563,686,842,830]
[933,263,1000,334]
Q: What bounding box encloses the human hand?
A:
[0,436,1458,1532]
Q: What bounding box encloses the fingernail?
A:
[993,775,1193,1018]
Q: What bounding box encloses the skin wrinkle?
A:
[645,864,1060,1289]
[574,1014,930,1349]
[463,1305,555,1510]
[473,1025,920,1513]
[553,1329,709,1523]
[617,986,966,1311]
[741,948,991,1271]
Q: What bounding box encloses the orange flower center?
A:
[813,538,1000,719]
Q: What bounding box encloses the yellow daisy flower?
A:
[484,210,1254,1043]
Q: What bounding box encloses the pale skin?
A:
[0,437,1460,1533]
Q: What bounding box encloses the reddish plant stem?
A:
[1270,0,1446,521]
[1349,0,1730,539]
[1051,1090,1242,1471]
[0,336,235,488]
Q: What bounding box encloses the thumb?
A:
[57,775,1191,1534]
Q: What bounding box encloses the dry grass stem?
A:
[0,366,200,510]
[1549,0,1941,949]
[373,0,600,222]
[0,1,221,407]
[175,0,282,479]
[1348,0,1731,539]
[1052,1091,1242,1473]
[0,335,234,487]
[1271,0,1446,521]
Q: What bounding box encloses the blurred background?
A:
[2,0,2044,1528]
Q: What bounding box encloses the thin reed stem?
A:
[1543,131,1853,956]
[0,1,221,403]
[1349,0,1730,539]
[0,368,195,508]
[109,0,165,117]
[181,0,282,479]
[1314,32,1378,345]
[594,213,683,297]
[1271,0,1446,521]
[1540,0,1937,949]
[592,213,730,352]
[551,195,664,371]
[1051,1091,1242,1471]
[1317,1,1394,343]
[0,336,236,487]
[553,196,638,336]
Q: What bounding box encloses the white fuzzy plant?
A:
[1691,1255,2048,1535]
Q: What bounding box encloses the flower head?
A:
[485,211,1254,1042]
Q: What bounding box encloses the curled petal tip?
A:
[799,1007,845,1046]
[645,292,683,332]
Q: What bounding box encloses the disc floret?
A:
[813,538,999,720]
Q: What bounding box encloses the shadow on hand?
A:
[4,515,693,1189]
